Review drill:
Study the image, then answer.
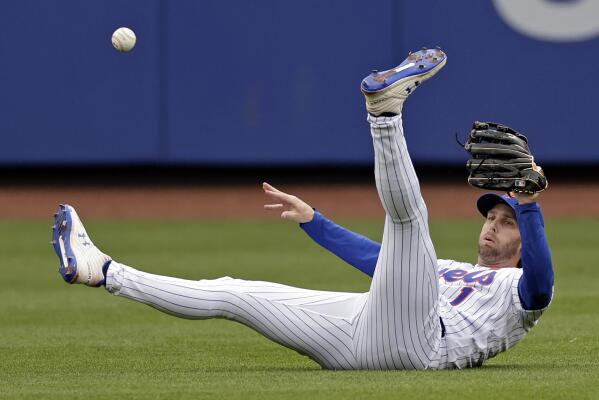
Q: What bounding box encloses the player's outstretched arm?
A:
[514,192,554,310]
[263,182,380,277]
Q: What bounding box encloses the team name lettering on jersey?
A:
[438,268,497,286]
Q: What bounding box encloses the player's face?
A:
[477,204,521,268]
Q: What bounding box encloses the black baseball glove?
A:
[464,122,548,194]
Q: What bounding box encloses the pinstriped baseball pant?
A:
[105,114,443,370]
[357,114,442,369]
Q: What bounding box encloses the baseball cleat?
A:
[361,47,447,116]
[52,204,111,287]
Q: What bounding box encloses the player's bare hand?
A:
[263,182,315,223]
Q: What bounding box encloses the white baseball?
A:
[111,27,136,52]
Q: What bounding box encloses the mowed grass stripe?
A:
[0,218,597,399]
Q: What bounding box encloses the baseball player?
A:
[52,47,554,370]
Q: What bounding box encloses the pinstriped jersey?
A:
[435,259,547,369]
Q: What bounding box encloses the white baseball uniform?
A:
[104,114,548,369]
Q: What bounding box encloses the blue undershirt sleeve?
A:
[300,210,380,277]
[516,202,554,310]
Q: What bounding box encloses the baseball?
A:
[111,27,136,52]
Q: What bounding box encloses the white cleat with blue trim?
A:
[361,47,447,116]
[52,204,111,287]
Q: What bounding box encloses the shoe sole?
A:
[361,48,447,93]
[52,204,78,283]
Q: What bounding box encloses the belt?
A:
[440,317,446,338]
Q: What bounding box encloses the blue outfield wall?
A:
[0,0,597,166]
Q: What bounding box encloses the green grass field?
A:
[1,217,598,399]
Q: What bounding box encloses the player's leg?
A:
[354,48,446,369]
[52,204,362,370]
[106,262,364,369]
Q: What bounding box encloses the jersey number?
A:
[450,287,475,306]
